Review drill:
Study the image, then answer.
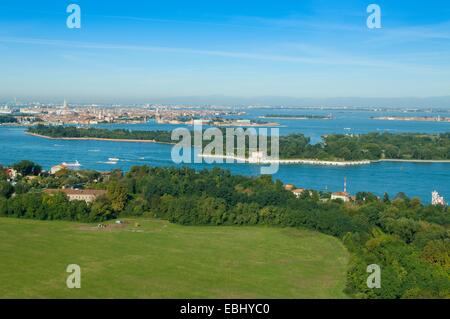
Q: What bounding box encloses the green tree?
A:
[0,181,14,198]
[107,181,128,212]
[13,160,42,176]
[90,197,115,221]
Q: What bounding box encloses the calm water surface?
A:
[1,109,449,202]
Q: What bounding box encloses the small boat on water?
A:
[62,160,81,167]
[101,157,119,165]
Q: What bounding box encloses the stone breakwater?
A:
[200,154,450,165]
[198,154,371,166]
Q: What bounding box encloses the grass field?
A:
[0,217,349,298]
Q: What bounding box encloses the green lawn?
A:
[0,217,349,298]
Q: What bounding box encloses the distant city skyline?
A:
[1,0,450,106]
[3,95,450,109]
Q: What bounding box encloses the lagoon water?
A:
[1,108,449,202]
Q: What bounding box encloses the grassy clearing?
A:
[0,217,349,298]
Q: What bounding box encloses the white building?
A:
[50,164,66,175]
[431,191,446,206]
[5,168,18,180]
[331,177,351,202]
[248,151,265,164]
[292,188,306,198]
[331,192,351,202]
[0,106,13,114]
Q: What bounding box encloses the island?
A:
[260,114,333,120]
[27,125,450,165]
[157,116,280,127]
[27,125,450,164]
[28,125,175,144]
[372,116,450,122]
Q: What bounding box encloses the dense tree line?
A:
[29,124,174,143]
[0,115,18,124]
[1,161,449,298]
[13,160,42,176]
[29,125,450,161]
[279,132,450,160]
[120,166,450,298]
[0,162,116,221]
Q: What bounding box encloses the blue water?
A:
[1,109,449,203]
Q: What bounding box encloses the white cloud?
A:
[0,35,444,74]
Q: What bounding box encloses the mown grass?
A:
[0,217,349,298]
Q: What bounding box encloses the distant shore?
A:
[259,116,332,120]
[372,116,450,122]
[26,132,175,145]
[28,132,450,165]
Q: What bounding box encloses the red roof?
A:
[332,192,350,197]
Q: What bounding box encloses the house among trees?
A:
[431,191,446,206]
[292,188,306,198]
[331,177,352,202]
[284,184,294,191]
[284,184,306,198]
[50,164,66,175]
[5,168,17,180]
[44,189,107,203]
[331,191,351,202]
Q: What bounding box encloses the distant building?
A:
[5,168,17,180]
[331,177,351,202]
[50,164,66,175]
[284,184,307,198]
[284,184,295,191]
[431,191,446,206]
[44,189,107,203]
[292,188,306,198]
[193,119,208,126]
[331,192,351,202]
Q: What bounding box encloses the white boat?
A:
[62,160,81,167]
[108,158,119,162]
[96,161,117,165]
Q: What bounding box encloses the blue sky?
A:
[0,0,450,104]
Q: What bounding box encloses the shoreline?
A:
[375,159,450,163]
[28,132,450,165]
[199,154,372,166]
[26,132,176,145]
[259,116,332,121]
[199,155,450,165]
[372,116,450,123]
